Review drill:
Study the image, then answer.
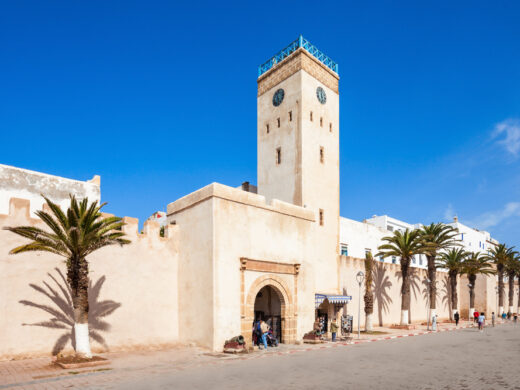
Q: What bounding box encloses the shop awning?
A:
[315,294,352,308]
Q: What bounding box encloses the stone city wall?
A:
[339,255,457,326]
[0,197,179,360]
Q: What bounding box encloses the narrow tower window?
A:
[277,118,280,128]
[319,209,324,226]
[310,111,313,121]
[329,122,332,132]
[289,111,292,121]
[320,117,323,127]
[276,147,281,165]
[266,124,270,134]
[320,146,324,163]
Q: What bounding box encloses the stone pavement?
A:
[0,321,513,389]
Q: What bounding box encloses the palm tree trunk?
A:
[450,272,458,318]
[508,272,515,314]
[427,255,437,320]
[497,266,504,315]
[364,256,374,332]
[517,286,520,315]
[400,259,411,325]
[468,274,476,317]
[68,257,92,358]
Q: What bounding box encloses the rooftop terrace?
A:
[258,35,339,78]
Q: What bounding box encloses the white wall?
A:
[0,164,100,216]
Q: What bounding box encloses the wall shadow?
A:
[373,262,393,326]
[441,276,453,319]
[19,267,121,355]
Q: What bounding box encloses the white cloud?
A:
[492,118,520,157]
[467,202,520,230]
[443,204,455,221]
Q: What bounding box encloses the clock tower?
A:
[256,36,340,292]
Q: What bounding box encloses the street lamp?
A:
[467,284,473,326]
[426,278,431,331]
[356,271,365,340]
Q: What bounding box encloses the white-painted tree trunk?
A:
[499,306,504,316]
[400,310,408,325]
[509,306,514,314]
[470,308,475,320]
[74,323,92,358]
[430,309,436,323]
[365,313,373,332]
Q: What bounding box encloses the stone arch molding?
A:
[242,274,297,345]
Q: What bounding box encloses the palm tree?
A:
[377,229,424,325]
[364,251,375,331]
[486,244,516,315]
[4,195,130,357]
[419,223,459,322]
[436,248,468,319]
[504,250,520,314]
[461,252,495,317]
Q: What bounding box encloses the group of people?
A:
[252,318,278,350]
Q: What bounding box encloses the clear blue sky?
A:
[1,1,519,247]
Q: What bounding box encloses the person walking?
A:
[478,312,485,332]
[502,312,507,321]
[330,318,338,342]
[514,313,518,324]
[473,310,479,324]
[260,319,269,350]
[454,311,460,327]
[492,312,495,327]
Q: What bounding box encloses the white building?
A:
[340,214,499,269]
[447,216,498,254]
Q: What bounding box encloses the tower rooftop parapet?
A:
[258,35,338,78]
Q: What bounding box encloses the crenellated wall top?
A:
[0,197,175,240]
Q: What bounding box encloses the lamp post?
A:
[426,278,431,331]
[467,284,473,326]
[356,271,365,340]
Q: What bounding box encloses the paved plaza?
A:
[1,323,519,389]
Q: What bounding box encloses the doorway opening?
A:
[254,285,282,343]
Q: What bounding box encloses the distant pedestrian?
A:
[507,311,511,321]
[492,312,495,327]
[432,315,437,331]
[502,312,507,321]
[514,314,518,324]
[478,312,485,331]
[473,311,479,324]
[454,312,460,327]
[330,318,338,342]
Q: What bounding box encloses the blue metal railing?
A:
[258,35,338,77]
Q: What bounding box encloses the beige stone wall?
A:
[300,71,340,294]
[339,256,455,326]
[257,70,303,206]
[0,197,179,360]
[167,183,317,351]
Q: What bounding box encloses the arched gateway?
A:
[242,274,297,347]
